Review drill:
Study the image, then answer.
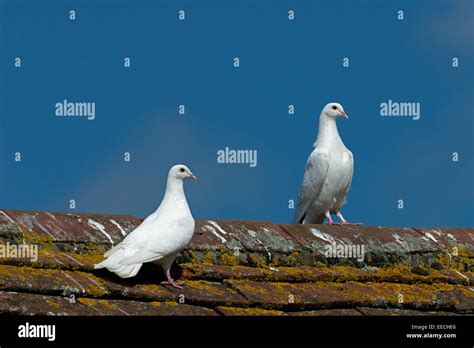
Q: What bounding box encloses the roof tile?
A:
[0,210,472,316]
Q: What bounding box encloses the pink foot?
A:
[160,280,185,289]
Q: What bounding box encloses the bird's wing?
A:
[341,150,354,205]
[117,215,189,265]
[119,249,164,266]
[103,207,170,257]
[115,221,170,266]
[292,148,330,224]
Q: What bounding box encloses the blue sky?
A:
[0,0,473,227]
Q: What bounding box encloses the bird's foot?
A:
[160,280,184,289]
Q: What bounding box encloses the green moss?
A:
[286,251,303,266]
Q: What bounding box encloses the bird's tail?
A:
[94,247,142,278]
[292,211,325,224]
[292,212,304,224]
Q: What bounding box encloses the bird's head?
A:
[169,164,197,181]
[322,102,349,120]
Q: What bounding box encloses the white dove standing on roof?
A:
[292,103,360,225]
[94,164,197,289]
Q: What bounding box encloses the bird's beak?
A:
[340,111,349,119]
[188,173,197,180]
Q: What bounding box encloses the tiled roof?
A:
[0,210,472,316]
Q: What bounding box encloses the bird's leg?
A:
[334,212,362,226]
[160,270,185,289]
[335,212,347,225]
[325,211,335,225]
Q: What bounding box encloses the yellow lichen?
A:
[217,306,284,316]
[220,252,239,266]
[17,225,54,245]
[77,297,97,306]
[286,251,303,266]
[45,299,61,308]
[185,280,227,296]
[150,301,178,307]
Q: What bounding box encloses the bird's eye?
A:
[332,105,338,110]
[180,167,185,173]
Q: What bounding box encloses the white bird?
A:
[94,164,197,289]
[292,103,360,225]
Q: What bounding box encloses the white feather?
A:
[94,165,195,278]
[293,103,354,224]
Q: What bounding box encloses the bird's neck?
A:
[315,116,343,148]
[162,178,188,208]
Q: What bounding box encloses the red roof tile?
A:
[0,210,472,316]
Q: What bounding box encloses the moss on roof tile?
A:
[0,210,472,315]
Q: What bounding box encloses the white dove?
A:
[94,164,197,289]
[292,103,360,225]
